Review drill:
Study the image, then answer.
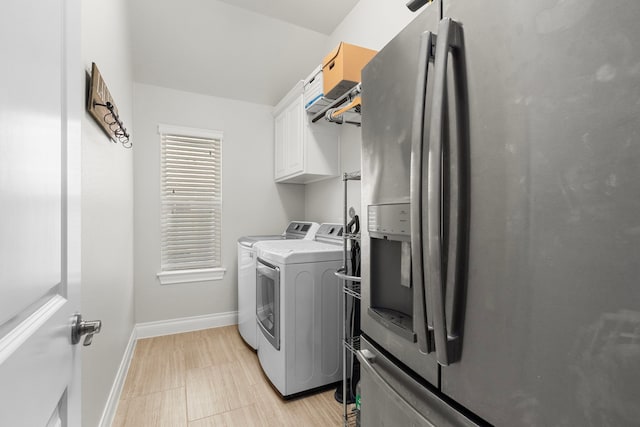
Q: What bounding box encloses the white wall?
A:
[130,1,417,326]
[133,83,305,323]
[305,124,362,223]
[326,0,418,51]
[81,1,135,426]
[305,0,418,223]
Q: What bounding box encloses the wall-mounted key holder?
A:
[87,62,131,148]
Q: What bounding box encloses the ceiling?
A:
[129,0,360,106]
[217,0,360,35]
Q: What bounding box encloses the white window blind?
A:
[160,126,222,273]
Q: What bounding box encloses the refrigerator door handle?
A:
[357,349,431,424]
[410,30,436,354]
[426,17,467,366]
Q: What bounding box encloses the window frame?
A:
[156,124,225,285]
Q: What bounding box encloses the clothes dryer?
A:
[237,221,319,350]
[254,223,344,397]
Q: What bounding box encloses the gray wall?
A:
[81,0,135,426]
[133,83,305,323]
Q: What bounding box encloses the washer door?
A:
[256,258,280,350]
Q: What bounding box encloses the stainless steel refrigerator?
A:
[359,0,640,425]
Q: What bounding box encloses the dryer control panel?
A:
[285,221,319,239]
[316,223,344,243]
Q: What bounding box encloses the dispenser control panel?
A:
[368,203,410,240]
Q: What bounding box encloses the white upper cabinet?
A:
[273,81,340,184]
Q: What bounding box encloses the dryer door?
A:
[256,258,280,350]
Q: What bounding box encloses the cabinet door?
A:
[274,110,287,179]
[273,86,339,183]
[284,95,304,176]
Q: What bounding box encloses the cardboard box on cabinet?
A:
[322,42,377,100]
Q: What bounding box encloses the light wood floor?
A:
[113,326,343,426]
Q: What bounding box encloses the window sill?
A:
[157,267,226,285]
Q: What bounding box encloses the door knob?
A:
[71,314,102,346]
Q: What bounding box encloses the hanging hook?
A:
[93,101,131,148]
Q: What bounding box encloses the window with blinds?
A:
[160,125,222,273]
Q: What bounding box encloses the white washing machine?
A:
[237,221,319,350]
[254,223,344,397]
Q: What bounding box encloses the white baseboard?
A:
[98,327,137,427]
[135,311,238,339]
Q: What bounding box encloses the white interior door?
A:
[0,0,82,425]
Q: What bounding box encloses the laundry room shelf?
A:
[333,268,360,299]
[343,171,361,181]
[344,407,359,427]
[343,232,361,242]
[335,267,361,283]
[343,282,361,300]
[338,169,362,427]
[336,266,361,299]
[344,335,361,355]
[311,84,362,126]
